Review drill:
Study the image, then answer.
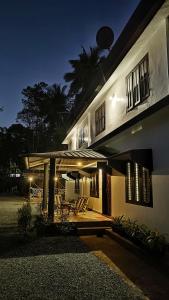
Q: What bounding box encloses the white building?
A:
[62,0,169,238]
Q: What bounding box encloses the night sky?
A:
[0,0,140,128]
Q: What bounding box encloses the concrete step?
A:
[71,220,112,228]
[77,226,111,236]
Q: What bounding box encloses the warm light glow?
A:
[109,94,125,105]
[77,162,82,166]
[28,176,33,182]
[54,176,58,181]
[131,125,143,134]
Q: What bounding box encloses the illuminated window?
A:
[126,54,149,111]
[95,102,105,136]
[126,161,152,207]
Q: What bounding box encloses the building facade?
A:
[63,0,169,238]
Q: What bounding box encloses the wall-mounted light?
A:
[28,176,33,182]
[109,95,114,101]
[54,176,58,181]
[131,124,143,135]
[28,176,33,201]
[77,162,82,166]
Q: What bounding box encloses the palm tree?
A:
[45,84,68,128]
[64,47,105,100]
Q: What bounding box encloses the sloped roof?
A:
[24,149,107,170]
[26,149,107,160]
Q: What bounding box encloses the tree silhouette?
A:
[17,82,69,152]
[64,47,104,101]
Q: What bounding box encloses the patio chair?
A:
[70,196,88,215]
[80,197,89,213]
[55,194,62,215]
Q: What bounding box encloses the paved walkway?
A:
[81,235,169,300]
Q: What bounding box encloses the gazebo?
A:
[24,149,108,221]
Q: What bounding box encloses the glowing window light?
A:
[127,162,132,201]
[134,163,140,202]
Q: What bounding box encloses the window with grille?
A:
[95,102,105,136]
[78,122,88,148]
[126,161,152,207]
[126,54,149,111]
[90,172,99,198]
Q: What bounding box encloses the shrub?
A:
[33,215,78,237]
[145,231,167,254]
[33,214,47,236]
[17,203,32,235]
[111,215,124,234]
[112,216,167,255]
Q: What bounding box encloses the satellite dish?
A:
[96,26,114,50]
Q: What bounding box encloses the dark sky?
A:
[0,0,140,127]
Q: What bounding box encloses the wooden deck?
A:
[55,210,111,222]
[54,210,112,234]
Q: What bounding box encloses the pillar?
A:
[42,163,49,211]
[97,161,111,216]
[48,158,56,221]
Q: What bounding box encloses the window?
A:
[75,178,80,194]
[90,172,99,198]
[126,161,152,207]
[95,102,105,136]
[78,122,88,148]
[126,54,149,111]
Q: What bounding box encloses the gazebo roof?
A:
[24,149,107,171]
[26,149,106,159]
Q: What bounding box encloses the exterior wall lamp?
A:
[28,176,33,201]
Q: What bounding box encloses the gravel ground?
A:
[0,236,147,300]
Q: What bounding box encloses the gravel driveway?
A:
[0,236,147,300]
[0,196,40,226]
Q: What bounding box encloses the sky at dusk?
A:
[0,0,140,128]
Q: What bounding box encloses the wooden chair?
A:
[55,194,62,215]
[80,197,89,213]
[70,196,88,215]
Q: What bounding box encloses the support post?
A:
[97,161,111,216]
[42,163,49,211]
[48,158,56,222]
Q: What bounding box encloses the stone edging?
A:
[91,250,149,300]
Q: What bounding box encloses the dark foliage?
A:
[112,216,167,255]
[18,203,32,235]
[64,47,106,113]
[34,214,78,237]
[17,82,69,152]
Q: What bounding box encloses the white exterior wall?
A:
[110,106,169,239]
[65,180,79,202]
[88,169,103,213]
[63,2,169,237]
[64,3,169,148]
